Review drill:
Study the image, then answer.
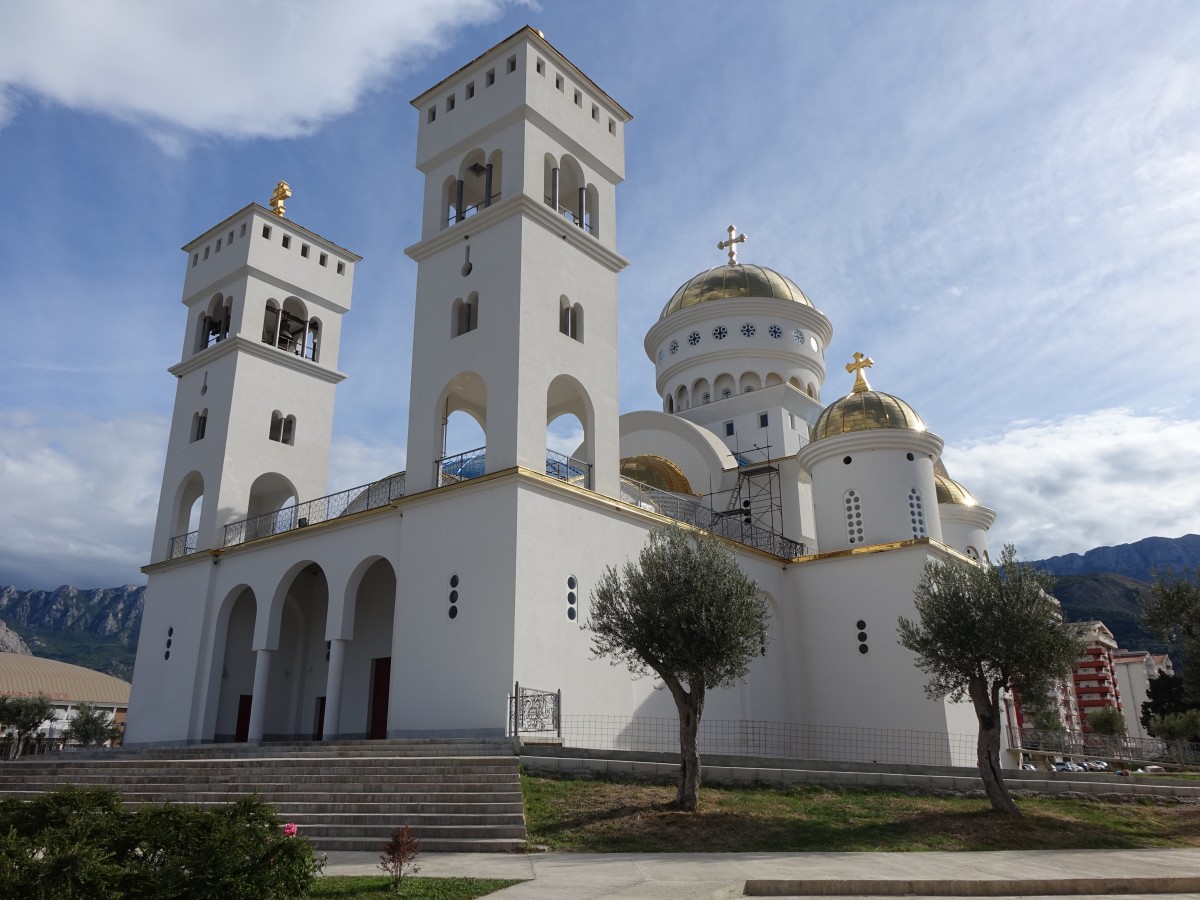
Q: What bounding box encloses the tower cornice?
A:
[403,193,629,273]
[168,335,347,384]
[796,427,944,472]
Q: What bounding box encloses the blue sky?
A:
[1,0,1199,589]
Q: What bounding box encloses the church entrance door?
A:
[313,696,326,741]
[235,695,253,743]
[368,657,390,740]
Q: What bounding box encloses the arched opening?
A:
[169,471,204,557]
[436,372,488,485]
[337,558,397,739]
[674,385,689,411]
[740,372,762,393]
[692,377,711,405]
[202,293,232,349]
[765,373,783,387]
[788,376,803,390]
[457,149,487,221]
[262,300,280,346]
[558,295,582,341]
[807,382,818,399]
[269,410,284,442]
[212,587,257,742]
[714,373,735,400]
[557,156,586,228]
[271,297,309,356]
[485,149,503,206]
[547,374,596,489]
[441,175,458,229]
[282,415,296,446]
[193,311,209,354]
[584,183,599,236]
[305,318,320,362]
[190,409,208,443]
[666,395,674,413]
[263,563,329,741]
[452,292,478,337]
[246,472,298,537]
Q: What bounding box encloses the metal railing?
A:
[167,530,198,559]
[1015,727,1200,767]
[445,193,501,227]
[545,450,591,489]
[509,683,561,738]
[620,478,805,559]
[436,446,487,487]
[543,196,597,235]
[222,473,406,548]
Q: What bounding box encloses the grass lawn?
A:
[522,772,1200,853]
[310,876,523,898]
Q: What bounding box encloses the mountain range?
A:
[0,534,1196,680]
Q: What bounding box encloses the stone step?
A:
[297,823,528,840]
[3,759,518,774]
[0,770,518,784]
[317,836,526,853]
[114,793,523,809]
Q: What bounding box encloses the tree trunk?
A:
[968,678,1019,815]
[665,678,704,810]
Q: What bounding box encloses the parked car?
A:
[1021,763,1037,771]
[1085,760,1110,771]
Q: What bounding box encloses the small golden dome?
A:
[660,264,812,319]
[619,455,695,495]
[811,391,926,441]
[935,474,978,507]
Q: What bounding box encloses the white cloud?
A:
[0,0,518,143]
[0,411,166,589]
[943,409,1200,561]
[327,436,406,495]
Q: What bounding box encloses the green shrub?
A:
[0,786,322,899]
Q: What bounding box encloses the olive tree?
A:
[898,544,1079,815]
[0,694,55,759]
[1083,705,1126,736]
[588,526,767,811]
[1141,568,1200,701]
[65,701,116,748]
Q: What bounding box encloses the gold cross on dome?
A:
[717,225,747,266]
[269,180,292,217]
[845,352,874,393]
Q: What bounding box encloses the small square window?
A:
[506,55,516,74]
[573,89,582,107]
[215,238,221,252]
[591,104,599,121]
[282,235,291,249]
[228,230,234,243]
[759,412,769,428]
[319,253,328,267]
[191,253,198,268]
[240,222,247,237]
[446,94,455,112]
[427,107,436,123]
[536,58,545,75]
[301,243,310,258]
[262,224,272,239]
[485,68,495,86]
[724,421,735,437]
[336,261,345,275]
[466,81,475,99]
[555,74,564,91]
[203,247,210,260]
[609,118,616,135]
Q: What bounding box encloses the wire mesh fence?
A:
[1016,728,1200,767]
[558,714,976,767]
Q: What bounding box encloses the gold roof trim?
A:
[660,264,812,319]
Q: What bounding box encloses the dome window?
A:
[721,388,732,399]
[669,339,679,355]
[793,329,804,343]
[658,350,664,363]
[769,325,782,339]
[702,392,711,404]
[713,326,728,340]
[844,490,863,544]
[688,331,701,346]
[741,323,756,337]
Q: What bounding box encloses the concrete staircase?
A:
[0,739,526,852]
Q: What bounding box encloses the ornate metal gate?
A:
[508,683,561,738]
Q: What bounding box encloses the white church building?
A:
[126,27,999,767]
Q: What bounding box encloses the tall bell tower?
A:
[150,186,359,561]
[403,27,630,497]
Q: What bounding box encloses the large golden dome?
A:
[619,455,696,495]
[660,264,812,319]
[811,352,926,441]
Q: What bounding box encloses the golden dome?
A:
[935,474,978,507]
[811,391,926,441]
[619,455,695,495]
[660,264,812,319]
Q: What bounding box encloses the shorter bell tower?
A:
[150,184,360,562]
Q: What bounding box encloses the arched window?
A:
[269,410,285,442]
[740,372,762,393]
[282,415,296,446]
[557,156,586,228]
[453,293,479,337]
[262,301,280,346]
[190,409,208,443]
[201,294,232,349]
[559,296,583,342]
[270,298,308,355]
[966,546,980,561]
[674,385,688,411]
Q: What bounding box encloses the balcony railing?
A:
[620,477,805,560]
[545,449,591,489]
[445,192,501,227]
[543,196,597,235]
[436,446,487,487]
[222,473,406,548]
[167,530,198,559]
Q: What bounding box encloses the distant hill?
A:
[1047,573,1163,653]
[1033,534,1200,584]
[0,585,144,680]
[0,619,31,655]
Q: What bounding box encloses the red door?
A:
[235,695,253,743]
[369,658,391,740]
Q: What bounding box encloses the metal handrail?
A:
[543,196,597,235]
[545,450,591,489]
[223,473,406,548]
[445,192,501,227]
[436,446,487,487]
[1014,727,1200,766]
[167,530,199,559]
[620,477,805,559]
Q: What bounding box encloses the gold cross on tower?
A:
[845,351,874,393]
[716,225,748,266]
[269,180,292,217]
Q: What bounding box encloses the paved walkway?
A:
[322,848,1200,898]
